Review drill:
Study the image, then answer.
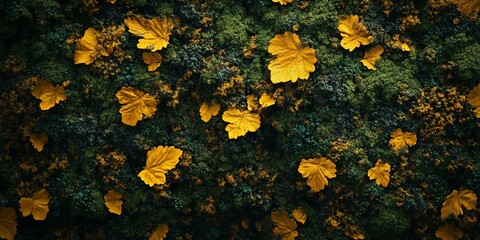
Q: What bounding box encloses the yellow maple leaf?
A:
[19,189,51,221]
[361,45,384,70]
[450,0,480,15]
[74,27,99,65]
[337,15,373,52]
[247,95,259,111]
[0,208,17,240]
[291,208,307,224]
[441,189,477,220]
[222,108,261,139]
[435,223,464,240]
[272,0,294,5]
[31,79,67,110]
[388,128,417,151]
[468,84,480,118]
[259,93,276,108]
[149,224,168,240]
[116,87,157,126]
[268,31,317,84]
[104,189,123,215]
[298,157,337,192]
[124,16,174,52]
[138,146,183,187]
[143,52,162,71]
[199,102,221,122]
[30,132,48,152]
[271,210,298,240]
[367,160,391,188]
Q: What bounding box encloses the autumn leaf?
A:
[30,132,48,152]
[345,226,365,240]
[222,108,261,139]
[268,31,317,84]
[199,102,221,122]
[468,84,480,118]
[32,79,67,110]
[291,208,307,224]
[259,93,276,108]
[149,224,168,240]
[74,27,99,65]
[116,87,157,126]
[104,189,123,215]
[247,95,259,111]
[435,223,464,240]
[138,146,183,187]
[19,189,51,221]
[124,16,174,52]
[271,210,298,240]
[450,0,480,15]
[0,208,17,240]
[298,157,337,192]
[143,52,162,71]
[367,160,391,188]
[272,0,294,5]
[389,128,417,151]
[361,45,384,70]
[441,189,477,220]
[337,15,373,51]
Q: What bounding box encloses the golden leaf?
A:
[345,226,365,240]
[367,160,391,188]
[435,223,464,240]
[441,189,477,220]
[149,224,168,240]
[30,132,48,152]
[271,210,298,240]
[361,45,384,71]
[268,31,317,84]
[298,157,337,192]
[337,15,372,51]
[124,16,174,52]
[0,208,17,240]
[450,0,480,15]
[143,52,162,71]
[247,95,259,111]
[19,189,51,221]
[104,189,123,215]
[272,0,294,5]
[468,84,480,118]
[138,146,183,187]
[291,208,307,224]
[259,93,276,108]
[74,27,99,65]
[116,87,157,126]
[389,128,417,151]
[400,43,411,52]
[199,102,221,123]
[31,79,67,110]
[222,108,261,139]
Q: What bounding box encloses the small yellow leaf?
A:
[30,132,48,152]
[435,223,464,240]
[104,189,123,215]
[298,157,337,192]
[401,43,411,52]
[337,15,372,52]
[199,102,221,122]
[138,146,183,187]
[74,27,99,65]
[268,32,317,84]
[143,52,162,71]
[124,16,174,52]
[149,224,168,240]
[468,84,480,118]
[116,87,157,126]
[259,93,275,108]
[272,0,294,5]
[441,189,477,220]
[32,79,67,110]
[247,95,259,111]
[0,208,17,240]
[367,160,391,188]
[361,45,384,71]
[271,210,298,240]
[389,128,417,151]
[291,208,307,224]
[19,189,51,221]
[345,226,365,240]
[222,108,261,139]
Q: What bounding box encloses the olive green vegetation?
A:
[1,0,480,239]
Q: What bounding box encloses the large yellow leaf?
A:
[104,189,123,215]
[361,45,384,70]
[143,52,162,71]
[19,189,51,221]
[31,79,67,110]
[124,16,174,52]
[388,128,417,151]
[298,157,337,192]
[435,223,464,240]
[450,0,480,15]
[272,0,294,5]
[0,208,17,240]
[138,146,183,187]
[30,132,48,152]
[116,87,157,126]
[441,189,477,220]
[271,210,298,240]
[74,27,99,65]
[222,108,261,139]
[291,208,307,224]
[267,32,317,84]
[468,84,480,118]
[367,160,390,188]
[337,15,372,52]
[149,224,168,240]
[199,102,221,123]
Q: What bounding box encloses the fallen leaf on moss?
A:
[468,84,480,118]
[0,208,17,240]
[291,208,306,224]
[441,189,477,220]
[124,16,174,52]
[222,108,261,139]
[337,15,372,51]
[247,95,259,111]
[143,52,162,71]
[104,189,123,215]
[259,93,275,108]
[435,223,464,240]
[31,79,66,110]
[298,157,336,192]
[149,224,168,240]
[19,189,51,221]
[450,0,480,15]
[389,128,417,151]
[367,160,390,187]
[199,102,221,122]
[74,27,99,65]
[271,210,298,240]
[30,132,48,152]
[361,45,384,70]
[272,0,294,5]
[138,146,183,187]
[116,87,157,126]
